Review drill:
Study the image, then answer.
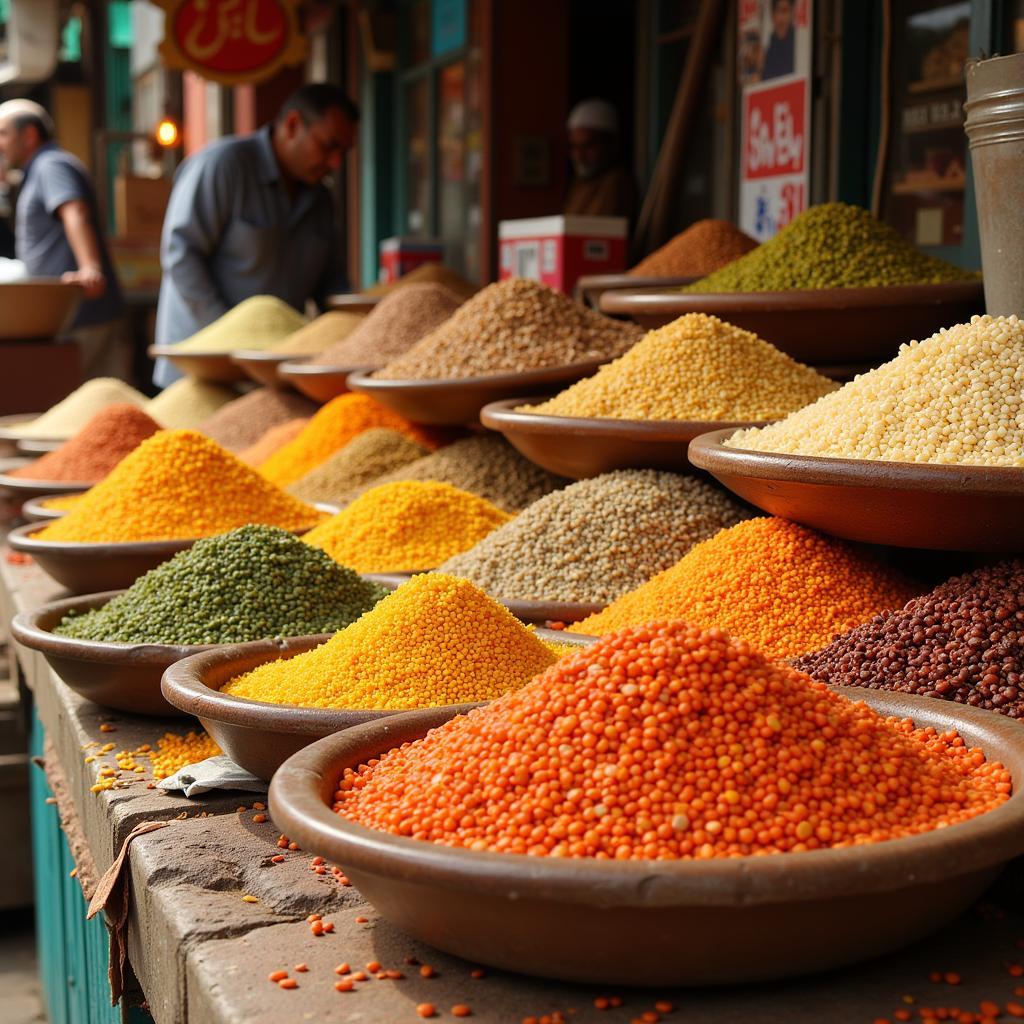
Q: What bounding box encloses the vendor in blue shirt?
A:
[154,84,358,387]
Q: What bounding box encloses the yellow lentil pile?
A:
[258,394,442,488]
[576,518,920,659]
[727,314,1024,466]
[36,430,324,543]
[221,573,556,710]
[149,731,221,780]
[267,311,365,356]
[174,296,307,353]
[524,314,837,421]
[304,480,511,572]
[146,378,238,429]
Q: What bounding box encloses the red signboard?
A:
[743,79,807,180]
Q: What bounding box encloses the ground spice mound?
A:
[795,560,1024,718]
[684,203,976,292]
[198,388,318,451]
[175,295,307,353]
[39,494,82,512]
[55,525,386,645]
[287,429,428,503]
[240,418,311,466]
[9,378,149,441]
[305,480,511,572]
[146,378,238,429]
[728,314,1024,466]
[577,518,919,658]
[335,620,1010,858]
[310,283,463,368]
[221,573,555,710]
[332,434,567,512]
[525,314,836,421]
[35,430,324,543]
[259,394,442,488]
[373,278,641,380]
[10,405,160,482]
[439,470,747,604]
[365,262,477,300]
[267,311,365,356]
[629,219,757,277]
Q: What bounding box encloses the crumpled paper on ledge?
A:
[156,755,266,797]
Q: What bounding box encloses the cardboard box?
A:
[498,215,628,294]
[379,236,444,284]
[114,174,172,242]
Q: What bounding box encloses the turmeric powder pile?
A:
[335,620,1011,858]
[221,573,556,710]
[576,518,919,659]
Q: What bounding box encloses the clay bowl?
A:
[7,522,198,593]
[325,292,381,315]
[161,636,481,781]
[481,399,769,479]
[347,359,610,427]
[148,346,250,384]
[600,280,985,364]
[0,279,84,338]
[0,458,94,501]
[689,428,1024,552]
[21,492,85,522]
[0,413,44,457]
[278,362,373,404]
[575,273,695,309]
[269,689,1024,986]
[230,350,301,389]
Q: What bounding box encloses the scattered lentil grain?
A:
[629,219,757,277]
[149,730,221,779]
[8,378,148,440]
[198,388,319,451]
[174,295,307,353]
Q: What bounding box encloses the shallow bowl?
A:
[575,273,696,309]
[324,292,381,315]
[0,279,84,339]
[277,363,374,404]
[148,346,250,384]
[230,350,302,389]
[0,458,94,501]
[21,492,85,522]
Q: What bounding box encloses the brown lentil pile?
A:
[240,418,311,466]
[365,262,477,300]
[373,279,641,380]
[286,429,428,504]
[728,314,1024,466]
[309,283,463,368]
[198,388,319,451]
[267,311,365,356]
[525,313,836,421]
[629,219,757,277]
[333,434,568,512]
[438,470,750,604]
[794,560,1024,718]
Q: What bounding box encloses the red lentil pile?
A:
[794,560,1024,718]
[628,219,758,278]
[334,621,1010,859]
[10,404,161,482]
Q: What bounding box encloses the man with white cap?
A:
[564,98,636,222]
[0,99,127,378]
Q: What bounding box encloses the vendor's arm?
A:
[57,200,105,298]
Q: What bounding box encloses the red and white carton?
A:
[378,236,445,284]
[498,215,628,294]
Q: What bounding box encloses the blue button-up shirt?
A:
[154,125,344,385]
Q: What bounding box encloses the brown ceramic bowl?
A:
[480,399,770,479]
[148,346,250,384]
[325,292,381,315]
[689,428,1024,552]
[347,360,611,427]
[575,273,696,309]
[0,279,84,338]
[600,281,985,364]
[161,637,481,781]
[21,492,85,522]
[230,350,299,389]
[0,458,94,501]
[278,362,374,404]
[6,522,198,593]
[0,413,44,457]
[269,689,1024,986]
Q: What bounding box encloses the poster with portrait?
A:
[737,0,813,241]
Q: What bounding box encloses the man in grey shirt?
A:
[154,84,357,386]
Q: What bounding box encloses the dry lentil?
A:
[146,378,238,429]
[438,470,748,605]
[240,418,311,466]
[36,429,324,543]
[629,219,757,277]
[577,518,920,658]
[335,619,1010,857]
[8,377,148,441]
[310,283,463,368]
[221,573,556,709]
[149,730,221,779]
[197,388,319,451]
[174,295,307,353]
[286,429,428,503]
[794,560,1024,718]
[304,480,511,572]
[258,394,443,488]
[38,493,83,512]
[54,525,386,644]
[727,314,1024,467]
[333,434,568,512]
[373,278,641,380]
[267,310,365,355]
[524,313,836,421]
[684,203,977,292]
[365,262,477,300]
[10,405,160,482]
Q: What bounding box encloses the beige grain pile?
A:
[9,378,148,440]
[147,379,238,429]
[268,312,366,356]
[174,296,307,353]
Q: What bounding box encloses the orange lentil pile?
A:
[36,430,323,543]
[628,219,758,278]
[258,394,443,488]
[304,480,511,572]
[239,417,311,466]
[10,404,160,482]
[334,621,1011,858]
[575,518,919,659]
